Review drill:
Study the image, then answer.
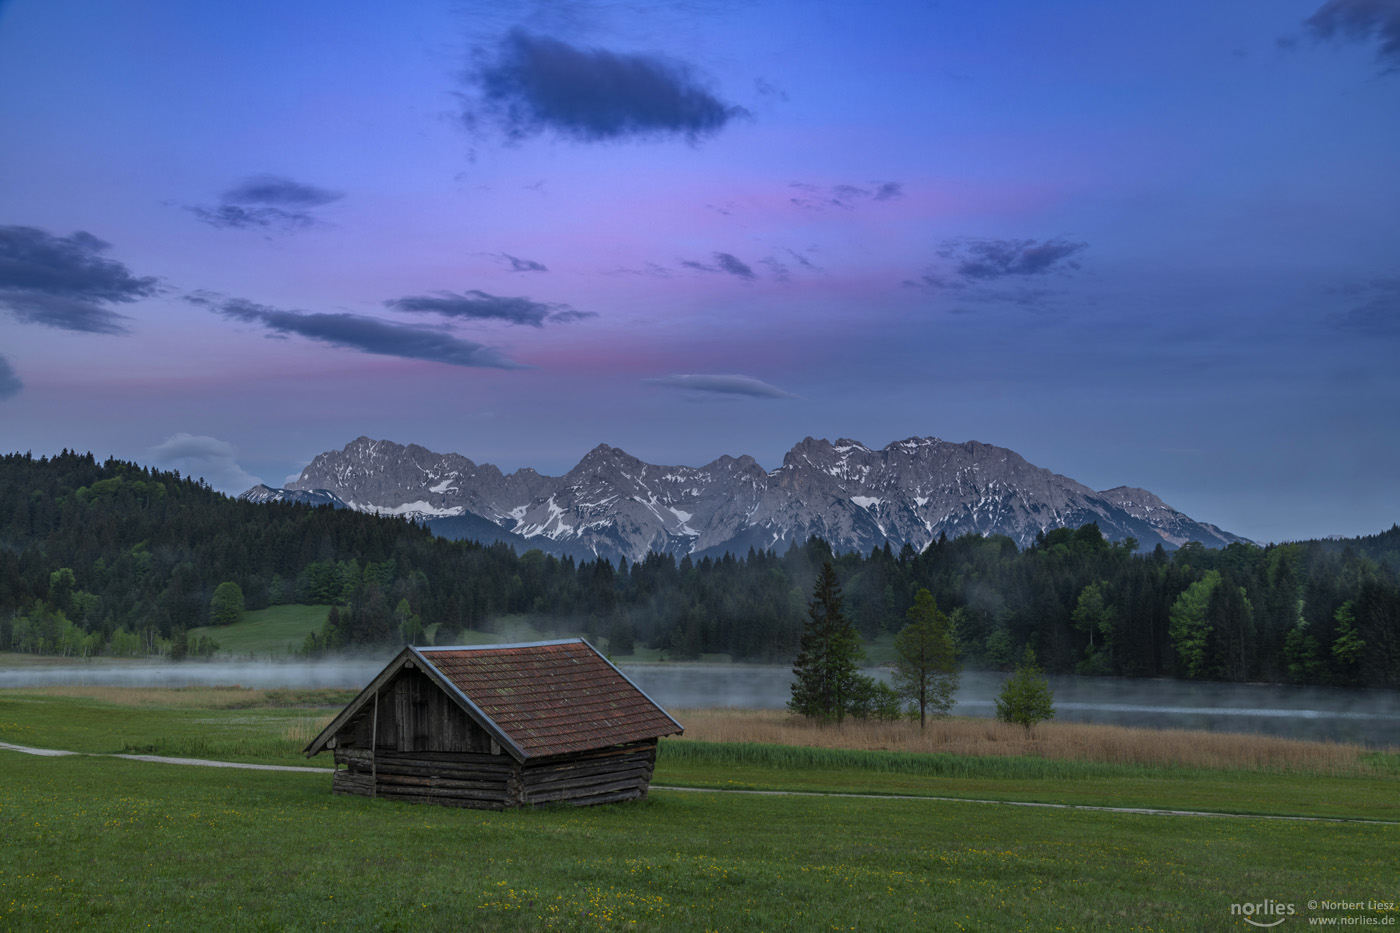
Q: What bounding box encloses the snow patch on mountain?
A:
[253,434,1251,563]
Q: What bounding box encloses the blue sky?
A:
[1,0,1397,543]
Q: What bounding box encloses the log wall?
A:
[519,742,657,807]
[330,741,659,809]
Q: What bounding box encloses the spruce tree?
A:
[788,561,864,722]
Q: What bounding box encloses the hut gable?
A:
[304,638,682,809]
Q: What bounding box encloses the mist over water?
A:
[618,666,1400,747]
[0,657,393,691]
[3,658,1397,747]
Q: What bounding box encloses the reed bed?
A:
[668,708,1393,775]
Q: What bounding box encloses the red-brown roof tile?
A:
[420,640,682,759]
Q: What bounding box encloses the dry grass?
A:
[3,685,355,709]
[669,708,1390,774]
[281,715,336,745]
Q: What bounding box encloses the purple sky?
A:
[2,0,1398,543]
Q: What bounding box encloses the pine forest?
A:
[2,451,1397,688]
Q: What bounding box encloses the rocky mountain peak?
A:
[255,434,1251,563]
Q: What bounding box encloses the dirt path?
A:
[653,784,1399,824]
[0,740,326,772]
[3,741,1394,825]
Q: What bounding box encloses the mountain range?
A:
[240,435,1248,563]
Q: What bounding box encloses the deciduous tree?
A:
[995,646,1055,735]
[892,588,959,728]
[209,581,245,626]
[1169,570,1220,678]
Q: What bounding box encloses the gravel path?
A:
[3,740,1393,824]
[653,784,1399,824]
[0,740,326,772]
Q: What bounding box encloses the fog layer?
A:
[4,659,1396,747]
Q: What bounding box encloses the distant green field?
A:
[187,610,638,660]
[188,604,331,657]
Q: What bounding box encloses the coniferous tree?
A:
[788,561,865,722]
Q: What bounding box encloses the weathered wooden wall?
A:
[333,747,517,808]
[330,740,659,810]
[339,667,495,754]
[519,742,657,807]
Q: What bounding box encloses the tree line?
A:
[2,450,1397,688]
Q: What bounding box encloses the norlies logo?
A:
[1231,900,1296,927]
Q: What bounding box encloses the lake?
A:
[3,657,1397,747]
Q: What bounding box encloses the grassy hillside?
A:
[183,609,687,660]
[188,604,332,657]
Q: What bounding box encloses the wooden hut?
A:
[304,638,683,809]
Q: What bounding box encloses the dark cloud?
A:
[644,374,796,399]
[789,180,904,211]
[188,175,344,232]
[1328,278,1400,335]
[223,175,344,208]
[1304,0,1400,71]
[937,237,1088,281]
[187,205,322,232]
[713,253,755,279]
[683,252,755,280]
[908,237,1086,312]
[753,77,789,102]
[188,292,524,369]
[784,248,821,271]
[903,273,968,291]
[501,254,548,272]
[759,257,790,282]
[464,30,748,143]
[603,262,673,278]
[385,289,592,326]
[0,354,21,400]
[0,225,158,333]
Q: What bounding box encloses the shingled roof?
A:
[305,638,682,761]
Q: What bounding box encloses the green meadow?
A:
[187,604,333,657]
[0,688,1396,931]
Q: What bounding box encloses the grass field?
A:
[187,604,333,657]
[0,687,1396,930]
[2,753,1396,931]
[184,609,654,660]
